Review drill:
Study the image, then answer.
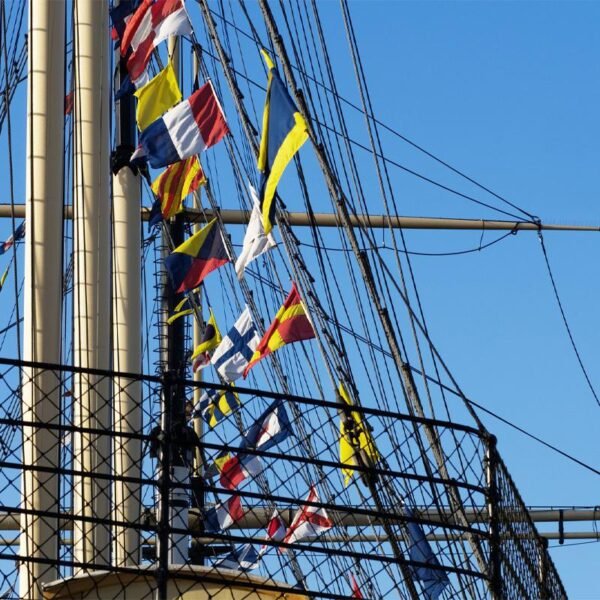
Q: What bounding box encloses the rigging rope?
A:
[206,2,538,223]
[537,230,600,408]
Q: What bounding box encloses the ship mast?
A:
[111,0,143,567]
[72,0,111,570]
[160,35,192,566]
[20,0,65,596]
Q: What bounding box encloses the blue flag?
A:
[148,198,163,230]
[109,0,139,44]
[213,543,260,571]
[241,399,292,452]
[115,73,137,100]
[406,510,450,600]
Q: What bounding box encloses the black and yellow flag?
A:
[339,382,379,486]
[191,308,222,360]
[166,295,194,325]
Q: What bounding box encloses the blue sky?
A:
[0,0,598,596]
[338,1,600,596]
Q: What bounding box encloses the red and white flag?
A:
[259,509,287,555]
[192,351,211,372]
[349,573,364,599]
[219,453,263,490]
[121,0,192,83]
[282,486,333,546]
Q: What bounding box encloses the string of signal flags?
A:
[114,0,315,381]
[113,2,450,596]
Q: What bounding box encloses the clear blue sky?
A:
[0,0,598,597]
[337,1,600,597]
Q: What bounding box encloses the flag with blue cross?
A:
[210,306,261,382]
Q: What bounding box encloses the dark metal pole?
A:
[486,435,502,600]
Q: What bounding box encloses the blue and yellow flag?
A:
[164,218,230,293]
[194,387,241,428]
[258,50,308,235]
[134,60,182,130]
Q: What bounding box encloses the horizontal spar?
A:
[0,204,597,231]
[189,506,600,530]
[0,531,595,547]
[0,507,595,530]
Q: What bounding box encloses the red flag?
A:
[350,574,364,599]
[259,509,287,554]
[244,282,314,377]
[219,454,263,490]
[64,91,74,116]
[121,0,191,82]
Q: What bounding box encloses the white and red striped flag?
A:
[121,0,192,84]
[282,486,333,546]
[259,509,287,555]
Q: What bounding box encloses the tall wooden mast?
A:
[111,0,143,568]
[72,0,112,570]
[20,0,65,596]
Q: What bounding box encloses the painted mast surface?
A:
[72,0,111,569]
[111,0,142,567]
[19,0,65,596]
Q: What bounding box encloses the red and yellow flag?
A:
[150,156,206,221]
[243,282,314,376]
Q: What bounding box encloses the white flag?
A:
[235,184,276,279]
[210,306,260,382]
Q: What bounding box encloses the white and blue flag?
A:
[213,544,260,572]
[211,307,260,382]
[241,399,292,452]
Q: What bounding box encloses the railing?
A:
[490,442,567,599]
[0,358,565,599]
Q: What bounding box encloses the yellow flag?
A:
[339,382,379,485]
[191,308,222,359]
[166,296,193,325]
[134,61,182,130]
[0,265,9,291]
